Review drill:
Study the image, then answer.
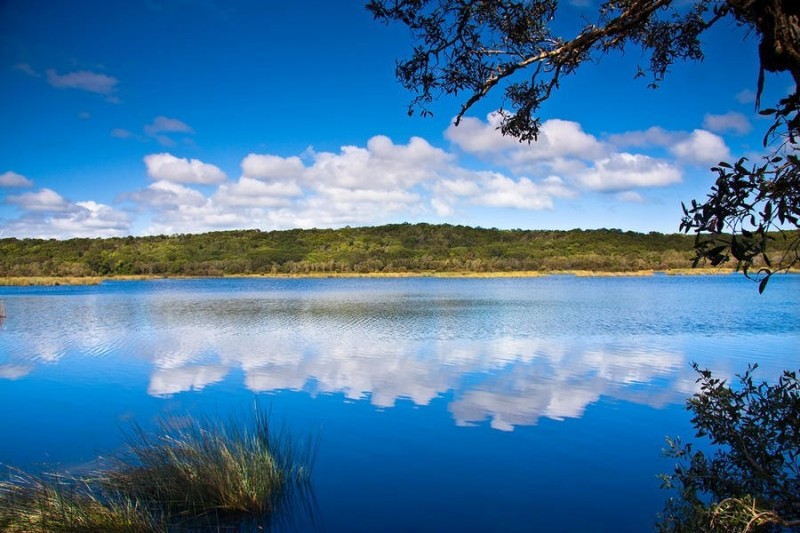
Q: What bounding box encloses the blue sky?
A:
[0,0,794,238]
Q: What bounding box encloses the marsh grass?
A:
[0,407,317,532]
[0,469,160,532]
[107,408,318,524]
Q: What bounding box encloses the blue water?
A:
[0,275,797,531]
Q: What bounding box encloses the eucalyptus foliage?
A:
[659,365,800,532]
[4,224,794,278]
[680,95,800,292]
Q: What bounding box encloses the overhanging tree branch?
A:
[370,0,800,283]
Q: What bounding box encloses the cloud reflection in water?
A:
[9,315,696,431]
[2,279,778,431]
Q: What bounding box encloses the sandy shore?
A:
[0,269,747,286]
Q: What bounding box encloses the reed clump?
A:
[0,408,316,532]
[106,409,316,520]
[0,470,160,532]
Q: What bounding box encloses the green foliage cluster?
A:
[1,223,783,278]
[659,365,800,532]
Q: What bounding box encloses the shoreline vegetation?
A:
[0,269,750,286]
[0,408,316,532]
[2,223,796,286]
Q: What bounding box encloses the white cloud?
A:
[608,126,732,166]
[289,185,423,228]
[306,135,452,190]
[52,201,131,234]
[145,204,255,235]
[0,196,131,239]
[100,118,734,237]
[45,69,118,95]
[444,114,515,155]
[313,184,420,206]
[576,153,682,192]
[0,171,34,188]
[144,153,227,184]
[125,180,208,208]
[433,171,574,215]
[702,112,751,135]
[214,177,302,207]
[5,188,71,212]
[431,197,455,217]
[436,178,483,198]
[446,114,607,165]
[607,126,677,148]
[241,154,305,181]
[478,174,555,210]
[670,129,731,166]
[443,113,699,202]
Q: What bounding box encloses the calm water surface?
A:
[1,275,798,531]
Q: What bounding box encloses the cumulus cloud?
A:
[445,113,690,197]
[576,153,682,192]
[53,201,131,233]
[670,129,731,165]
[213,177,302,207]
[124,180,208,208]
[5,188,71,212]
[702,112,752,135]
[436,171,572,212]
[0,194,131,239]
[107,117,736,236]
[446,114,607,166]
[479,174,555,209]
[241,154,305,181]
[127,136,455,233]
[306,135,453,191]
[144,153,227,184]
[0,171,34,188]
[45,69,118,95]
[144,203,254,235]
[607,126,678,148]
[608,126,732,166]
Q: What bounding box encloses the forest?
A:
[0,223,794,278]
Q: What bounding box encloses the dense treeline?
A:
[0,224,793,277]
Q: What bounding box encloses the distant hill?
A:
[0,223,792,277]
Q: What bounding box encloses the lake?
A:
[1,275,797,531]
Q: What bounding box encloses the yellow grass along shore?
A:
[0,268,750,286]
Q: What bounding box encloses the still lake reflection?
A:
[1,275,797,531]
